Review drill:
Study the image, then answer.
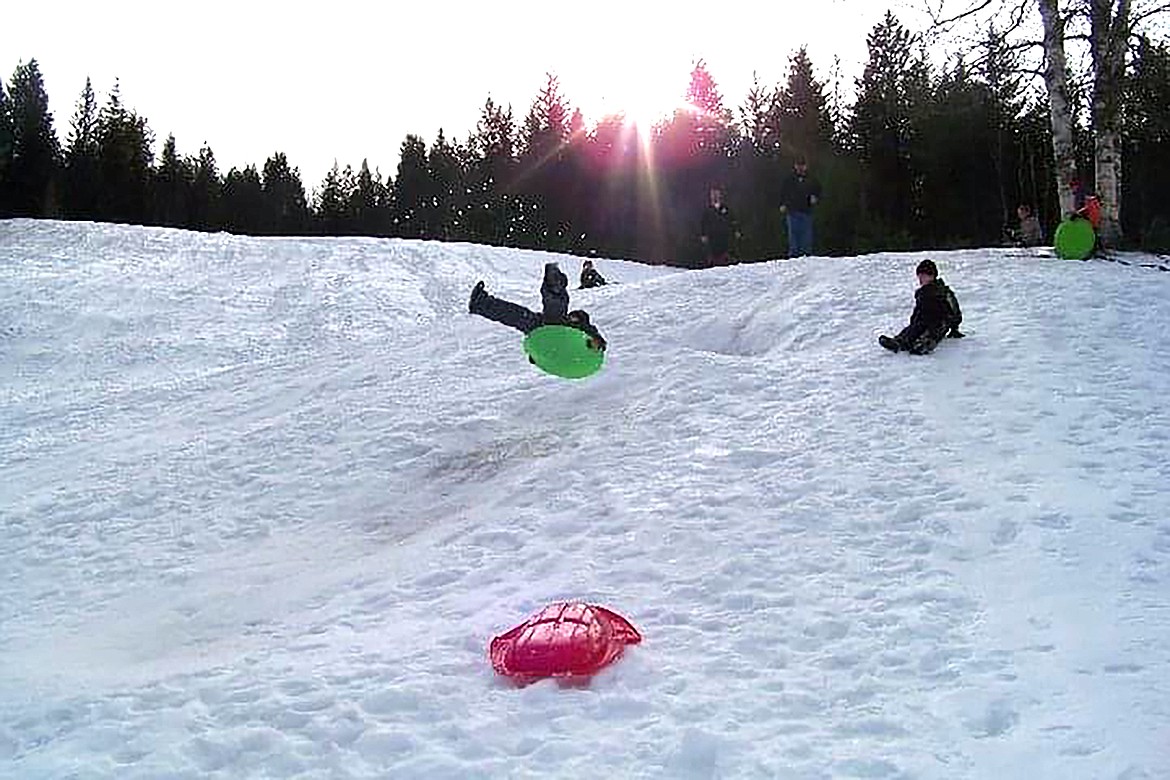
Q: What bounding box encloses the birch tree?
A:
[923,0,1168,245]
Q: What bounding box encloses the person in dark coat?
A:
[469,262,607,352]
[579,260,608,289]
[878,259,964,355]
[700,186,737,267]
[779,157,822,257]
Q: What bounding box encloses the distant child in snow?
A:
[579,260,608,289]
[1016,204,1044,247]
[700,185,738,267]
[1067,175,1102,231]
[469,262,607,352]
[878,259,964,355]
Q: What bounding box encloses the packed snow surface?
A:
[1,220,1168,779]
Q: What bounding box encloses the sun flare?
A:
[574,66,690,134]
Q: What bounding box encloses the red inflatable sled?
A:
[490,602,642,683]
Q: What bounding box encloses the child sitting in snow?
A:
[878,259,964,355]
[469,262,607,352]
[1016,204,1044,247]
[579,260,608,289]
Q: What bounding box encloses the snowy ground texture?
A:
[2,219,1168,779]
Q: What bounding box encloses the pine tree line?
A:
[2,13,1169,261]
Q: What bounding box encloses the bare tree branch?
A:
[928,0,1001,27]
[1005,39,1048,52]
[1132,1,1170,24]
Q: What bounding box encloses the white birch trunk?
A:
[1038,0,1079,216]
[1090,0,1130,246]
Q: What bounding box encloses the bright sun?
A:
[571,66,690,133]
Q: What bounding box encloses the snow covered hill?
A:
[1,219,1167,779]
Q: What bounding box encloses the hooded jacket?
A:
[907,277,962,341]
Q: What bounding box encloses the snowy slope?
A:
[1,219,1167,779]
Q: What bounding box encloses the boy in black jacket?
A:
[469,262,607,352]
[579,260,608,289]
[879,259,963,355]
[700,186,737,267]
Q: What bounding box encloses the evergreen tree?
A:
[391,134,430,238]
[95,80,154,224]
[916,59,1001,246]
[427,129,466,241]
[732,74,789,260]
[64,77,101,219]
[222,165,264,233]
[517,74,575,249]
[261,152,308,235]
[154,134,193,227]
[978,23,1029,236]
[519,73,570,160]
[464,97,516,245]
[740,73,780,155]
[687,59,727,115]
[188,144,222,231]
[5,59,60,217]
[0,77,13,210]
[1122,36,1170,250]
[561,108,592,251]
[583,113,638,258]
[350,159,388,236]
[315,161,353,235]
[849,12,931,247]
[776,47,834,159]
[658,59,734,166]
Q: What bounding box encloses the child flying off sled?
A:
[469,262,607,353]
[878,259,963,355]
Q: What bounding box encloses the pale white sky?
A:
[8,1,918,190]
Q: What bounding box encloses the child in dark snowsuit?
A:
[469,262,607,352]
[700,186,736,267]
[879,259,963,355]
[579,260,608,289]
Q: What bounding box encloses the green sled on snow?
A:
[1054,218,1096,260]
[523,325,605,379]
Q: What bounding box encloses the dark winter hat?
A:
[544,262,567,286]
[915,259,938,277]
[568,310,591,326]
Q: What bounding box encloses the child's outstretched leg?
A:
[469,281,542,333]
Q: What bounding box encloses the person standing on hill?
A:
[700,185,737,267]
[779,157,822,258]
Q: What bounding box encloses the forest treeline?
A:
[2,12,1169,264]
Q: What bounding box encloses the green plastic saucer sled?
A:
[523,325,605,379]
[1054,218,1096,260]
